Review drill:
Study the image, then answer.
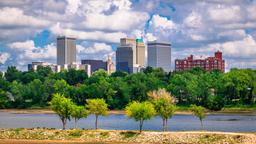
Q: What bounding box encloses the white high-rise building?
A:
[147,41,172,72]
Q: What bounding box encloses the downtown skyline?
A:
[0,0,256,71]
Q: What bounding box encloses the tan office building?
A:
[57,36,76,65]
[116,38,145,73]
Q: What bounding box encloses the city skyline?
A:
[0,0,256,71]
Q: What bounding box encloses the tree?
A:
[5,66,22,82]
[71,105,88,128]
[125,101,156,133]
[0,89,9,108]
[148,88,176,131]
[206,95,224,111]
[54,79,71,96]
[190,105,206,129]
[86,99,108,129]
[49,93,74,130]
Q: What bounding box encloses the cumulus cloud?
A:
[65,0,82,14]
[8,40,56,67]
[77,42,114,61]
[77,42,112,54]
[207,5,242,23]
[0,52,10,64]
[50,23,127,43]
[83,10,149,31]
[150,15,176,30]
[0,7,50,28]
[183,11,202,28]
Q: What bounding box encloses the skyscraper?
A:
[57,36,76,65]
[116,38,145,73]
[147,41,172,72]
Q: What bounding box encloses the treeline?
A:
[0,66,255,110]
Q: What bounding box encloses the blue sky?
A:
[0,0,256,71]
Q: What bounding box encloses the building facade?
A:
[175,51,225,72]
[147,41,172,72]
[28,62,61,73]
[107,55,115,74]
[116,38,145,73]
[81,60,107,73]
[57,36,76,65]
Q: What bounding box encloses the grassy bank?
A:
[0,128,255,144]
[0,104,255,115]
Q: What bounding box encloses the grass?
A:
[68,129,83,138]
[223,104,256,112]
[120,131,139,139]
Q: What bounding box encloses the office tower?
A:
[147,41,172,72]
[175,51,225,72]
[81,59,107,73]
[57,36,76,65]
[136,39,145,67]
[107,55,115,74]
[116,38,145,73]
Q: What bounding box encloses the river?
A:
[0,112,255,132]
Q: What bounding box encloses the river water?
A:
[0,112,255,132]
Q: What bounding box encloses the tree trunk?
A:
[62,118,67,130]
[162,118,165,131]
[95,115,98,130]
[139,119,144,133]
[75,118,78,129]
[200,120,203,130]
[165,119,168,131]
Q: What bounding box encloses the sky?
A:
[0,0,256,71]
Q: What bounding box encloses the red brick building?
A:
[175,51,225,72]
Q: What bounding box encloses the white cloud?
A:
[183,11,202,28]
[218,29,246,39]
[8,40,56,61]
[0,7,50,28]
[247,5,256,20]
[83,10,149,31]
[77,42,114,61]
[145,33,157,41]
[207,5,242,23]
[112,0,132,10]
[150,14,176,30]
[77,43,112,54]
[50,23,127,43]
[65,0,82,14]
[220,35,256,58]
[0,52,10,64]
[190,34,206,41]
[192,35,256,59]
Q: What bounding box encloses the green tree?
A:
[71,105,88,128]
[49,93,74,130]
[190,105,206,129]
[148,88,176,131]
[125,101,156,133]
[0,89,9,108]
[86,99,108,129]
[5,66,22,82]
[54,79,71,96]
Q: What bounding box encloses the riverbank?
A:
[0,128,255,144]
[0,108,255,115]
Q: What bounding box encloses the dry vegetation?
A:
[0,128,255,144]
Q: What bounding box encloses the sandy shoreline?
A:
[0,129,255,144]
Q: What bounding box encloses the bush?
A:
[206,95,224,111]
